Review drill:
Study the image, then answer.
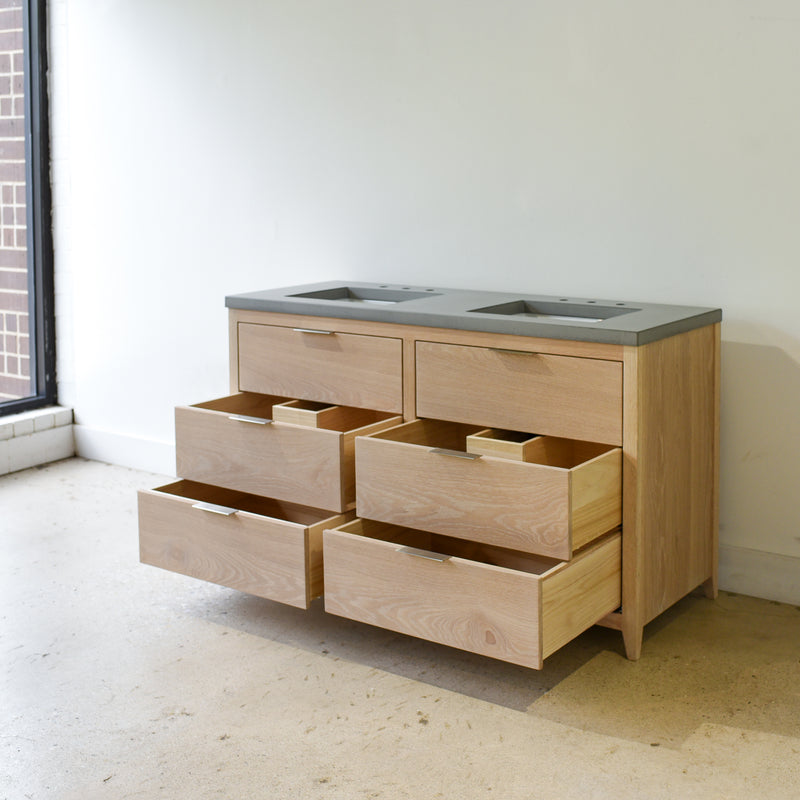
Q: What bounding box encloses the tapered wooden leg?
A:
[701,574,718,599]
[621,621,643,661]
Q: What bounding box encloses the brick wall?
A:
[0,0,29,401]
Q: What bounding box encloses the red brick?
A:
[0,29,22,49]
[0,140,24,159]
[0,8,23,29]
[0,118,23,137]
[0,268,25,289]
[0,288,26,310]
[0,161,23,181]
[0,372,30,398]
[0,246,24,267]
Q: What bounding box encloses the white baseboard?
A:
[719,544,800,606]
[0,406,75,474]
[73,424,175,476]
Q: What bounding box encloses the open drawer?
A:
[355,419,621,559]
[175,393,402,512]
[323,520,621,669]
[138,480,352,608]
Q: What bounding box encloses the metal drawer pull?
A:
[192,501,238,516]
[396,545,452,563]
[292,327,334,335]
[228,414,272,425]
[429,447,482,460]
[489,347,538,356]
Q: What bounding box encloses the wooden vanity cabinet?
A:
[138,293,719,667]
[223,308,719,663]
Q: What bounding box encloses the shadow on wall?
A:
[720,339,800,562]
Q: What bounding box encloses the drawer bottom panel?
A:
[323,520,621,669]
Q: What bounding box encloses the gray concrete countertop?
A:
[225,281,722,346]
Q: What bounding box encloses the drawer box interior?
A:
[323,518,621,669]
[356,419,622,559]
[189,393,396,432]
[466,428,541,461]
[272,399,340,427]
[176,393,403,512]
[138,480,351,608]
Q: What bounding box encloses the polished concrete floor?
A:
[2,458,799,799]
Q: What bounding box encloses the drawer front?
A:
[176,403,346,511]
[138,482,349,609]
[323,521,621,669]
[415,341,623,446]
[356,421,621,560]
[237,323,403,414]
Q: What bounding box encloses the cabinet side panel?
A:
[229,311,241,393]
[637,325,719,623]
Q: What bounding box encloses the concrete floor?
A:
[2,458,799,799]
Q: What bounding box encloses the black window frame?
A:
[1,0,55,416]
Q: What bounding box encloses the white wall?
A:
[48,1,800,602]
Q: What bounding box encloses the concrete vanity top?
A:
[225,281,722,346]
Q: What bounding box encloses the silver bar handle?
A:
[192,501,238,516]
[228,414,272,425]
[489,347,538,356]
[396,545,452,563]
[429,447,482,460]
[292,327,334,335]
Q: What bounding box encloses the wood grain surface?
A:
[415,340,623,445]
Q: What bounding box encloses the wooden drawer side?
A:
[570,448,623,551]
[540,533,621,658]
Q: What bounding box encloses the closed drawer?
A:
[356,419,621,560]
[176,393,402,512]
[138,480,352,608]
[237,322,403,414]
[415,341,623,445]
[323,520,621,669]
